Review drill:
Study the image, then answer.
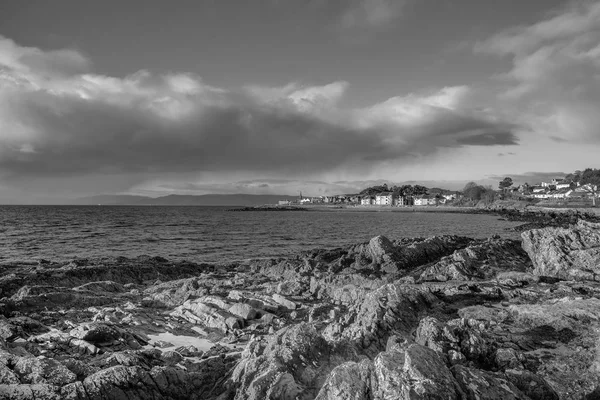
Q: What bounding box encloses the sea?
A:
[0,206,524,264]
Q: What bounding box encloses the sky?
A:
[0,0,599,203]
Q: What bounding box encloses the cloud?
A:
[486,171,569,186]
[339,0,407,30]
[0,36,517,196]
[476,2,600,143]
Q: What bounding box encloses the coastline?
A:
[2,221,600,398]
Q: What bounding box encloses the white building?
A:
[375,193,393,205]
[361,197,373,205]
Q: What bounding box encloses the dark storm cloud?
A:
[455,131,519,146]
[0,36,519,183]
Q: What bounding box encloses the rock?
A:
[69,322,121,345]
[0,319,19,341]
[13,356,77,386]
[272,294,296,310]
[172,300,242,331]
[495,348,523,370]
[342,284,438,353]
[504,369,559,400]
[161,350,183,365]
[451,365,528,399]
[174,345,202,357]
[373,344,458,399]
[73,281,125,293]
[0,363,20,384]
[0,384,60,399]
[276,280,306,296]
[153,340,174,348]
[522,220,600,280]
[418,238,530,282]
[228,303,257,320]
[230,323,339,400]
[315,360,372,400]
[367,235,399,266]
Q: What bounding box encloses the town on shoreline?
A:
[277,171,600,209]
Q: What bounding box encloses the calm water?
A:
[0,206,523,263]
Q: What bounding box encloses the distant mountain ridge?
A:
[73,194,300,206]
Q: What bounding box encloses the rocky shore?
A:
[2,221,600,399]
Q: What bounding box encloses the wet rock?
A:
[161,350,184,365]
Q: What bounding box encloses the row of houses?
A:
[361,192,456,206]
[280,192,457,206]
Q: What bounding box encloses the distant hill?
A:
[71,195,152,205]
[72,194,300,206]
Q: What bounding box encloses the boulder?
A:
[13,356,77,386]
[272,294,296,310]
[522,220,600,280]
[373,344,458,399]
[0,384,60,399]
[172,300,242,331]
[228,303,257,320]
[0,363,20,384]
[69,322,121,345]
[315,360,372,400]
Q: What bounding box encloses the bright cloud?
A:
[477,1,600,143]
[0,35,517,198]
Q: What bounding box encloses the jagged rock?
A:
[415,317,495,367]
[341,284,438,353]
[13,356,77,386]
[0,363,20,384]
[522,220,600,280]
[230,323,348,400]
[451,365,528,399]
[317,344,458,399]
[172,299,242,331]
[161,350,183,365]
[143,277,208,307]
[373,344,458,399]
[0,384,60,399]
[174,345,203,357]
[314,360,372,400]
[0,319,19,341]
[367,235,399,267]
[417,238,530,282]
[272,293,296,310]
[504,369,559,400]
